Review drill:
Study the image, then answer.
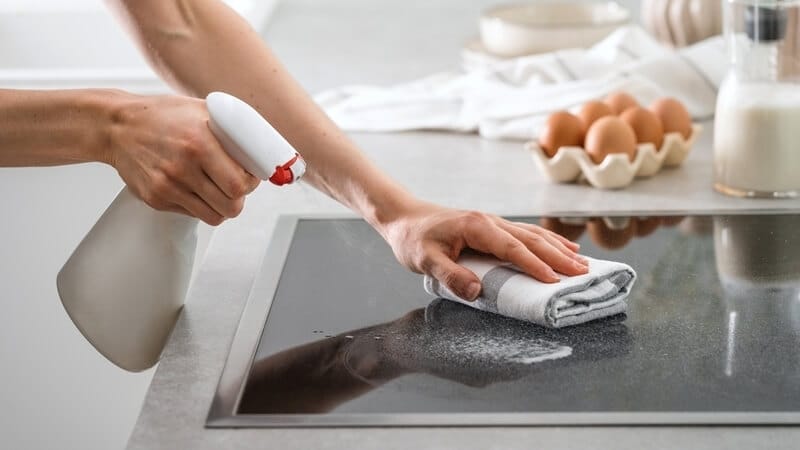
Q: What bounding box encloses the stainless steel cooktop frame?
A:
[206,210,800,428]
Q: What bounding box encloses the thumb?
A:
[427,252,482,301]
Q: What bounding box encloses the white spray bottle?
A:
[56,92,305,372]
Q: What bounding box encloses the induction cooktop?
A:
[207,212,800,427]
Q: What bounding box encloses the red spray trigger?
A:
[268,154,303,186]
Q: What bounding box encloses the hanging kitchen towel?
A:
[315,26,727,140]
[423,254,636,328]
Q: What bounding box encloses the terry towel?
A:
[316,26,727,140]
[423,254,636,328]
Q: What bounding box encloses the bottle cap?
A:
[745,6,788,42]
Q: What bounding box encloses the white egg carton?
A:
[527,124,703,189]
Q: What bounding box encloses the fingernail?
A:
[576,256,589,265]
[465,282,482,301]
[574,261,589,272]
[547,269,559,281]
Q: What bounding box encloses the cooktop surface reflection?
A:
[208,213,800,427]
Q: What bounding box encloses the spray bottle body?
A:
[58,188,198,371]
[57,92,304,372]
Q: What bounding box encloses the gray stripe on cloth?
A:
[477,266,519,313]
[553,301,627,328]
[610,270,633,291]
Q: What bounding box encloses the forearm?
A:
[0,89,118,167]
[108,0,419,228]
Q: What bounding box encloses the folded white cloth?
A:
[423,254,636,328]
[316,26,727,140]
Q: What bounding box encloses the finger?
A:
[545,229,581,251]
[511,221,581,251]
[244,173,260,194]
[540,232,586,263]
[501,220,580,257]
[534,229,589,265]
[519,222,581,251]
[500,221,588,266]
[422,250,482,301]
[463,221,560,283]
[503,226,588,277]
[191,168,245,219]
[165,182,225,226]
[200,125,258,199]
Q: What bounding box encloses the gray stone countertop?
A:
[128,1,800,448]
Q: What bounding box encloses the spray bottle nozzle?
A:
[268,154,305,186]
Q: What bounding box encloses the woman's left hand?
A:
[378,202,590,302]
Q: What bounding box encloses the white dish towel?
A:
[423,254,636,328]
[315,26,727,140]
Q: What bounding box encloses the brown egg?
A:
[540,217,586,242]
[635,217,661,237]
[577,101,614,130]
[604,92,639,114]
[538,111,585,158]
[587,218,637,250]
[584,117,638,164]
[649,97,692,139]
[620,107,665,149]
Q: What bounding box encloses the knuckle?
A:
[229,182,246,198]
[141,191,165,211]
[139,190,156,208]
[206,214,224,226]
[419,255,436,273]
[464,210,485,222]
[246,177,261,193]
[463,211,488,228]
[149,202,168,212]
[180,135,205,159]
[228,177,250,198]
[526,233,544,244]
[162,161,186,181]
[228,198,245,218]
[150,173,171,197]
[505,239,525,256]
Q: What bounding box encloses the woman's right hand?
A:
[104,92,260,225]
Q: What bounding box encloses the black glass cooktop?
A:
[208,213,800,427]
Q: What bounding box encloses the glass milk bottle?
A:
[714,1,800,197]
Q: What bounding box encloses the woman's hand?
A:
[105,93,259,225]
[378,202,589,301]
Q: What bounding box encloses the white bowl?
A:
[479,2,631,57]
